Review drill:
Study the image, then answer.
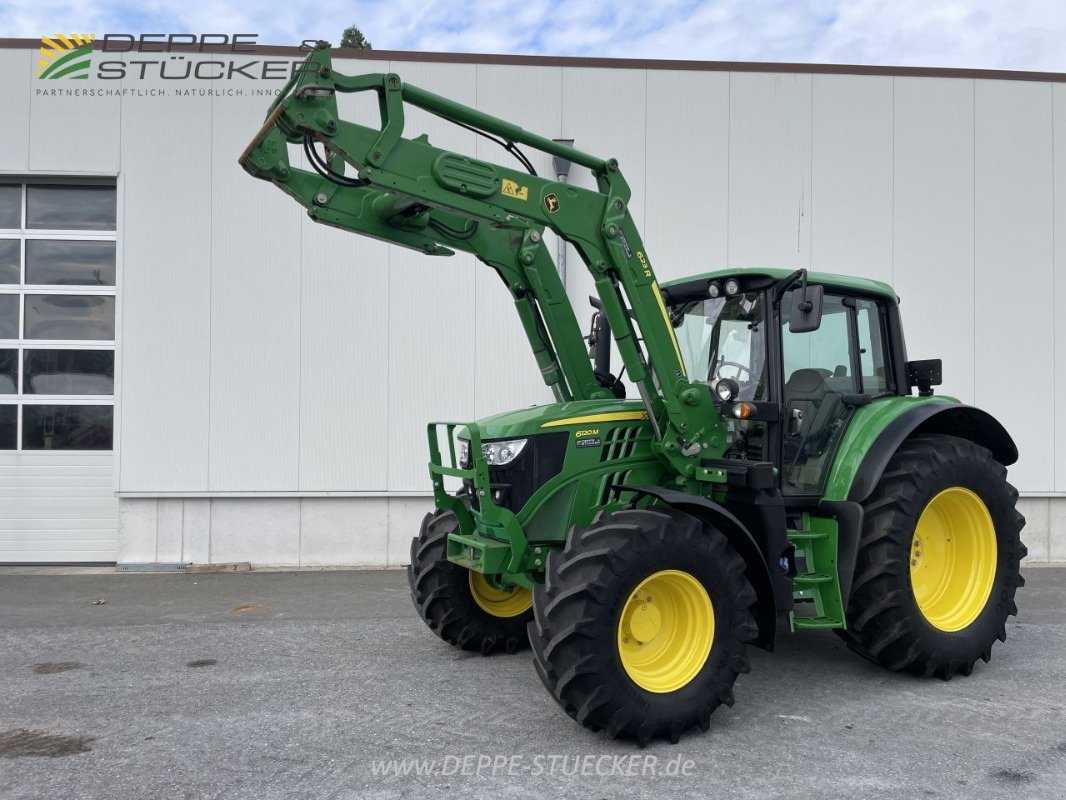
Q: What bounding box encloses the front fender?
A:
[824,396,1018,505]
[618,484,779,652]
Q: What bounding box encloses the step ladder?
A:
[788,516,845,630]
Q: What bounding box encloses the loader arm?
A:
[240,42,729,483]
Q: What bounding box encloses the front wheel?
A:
[529,506,758,745]
[408,508,533,655]
[840,435,1026,678]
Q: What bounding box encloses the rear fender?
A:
[842,402,1018,504]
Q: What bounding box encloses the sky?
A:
[4,0,1066,72]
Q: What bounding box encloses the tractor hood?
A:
[473,399,651,440]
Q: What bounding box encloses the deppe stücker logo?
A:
[37,34,96,79]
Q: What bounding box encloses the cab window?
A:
[781,294,854,389]
[855,298,892,394]
[780,293,855,495]
[675,292,767,401]
[675,291,769,460]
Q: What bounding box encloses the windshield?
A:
[674,292,768,401]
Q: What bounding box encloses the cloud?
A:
[3,0,1066,71]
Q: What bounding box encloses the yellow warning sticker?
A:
[501,179,529,201]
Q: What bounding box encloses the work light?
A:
[714,379,740,402]
[724,278,740,296]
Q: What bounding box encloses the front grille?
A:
[598,468,632,506]
[462,432,568,514]
[600,425,642,462]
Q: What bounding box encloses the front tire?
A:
[841,434,1026,678]
[408,508,533,655]
[529,507,758,745]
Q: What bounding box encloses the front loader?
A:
[241,43,1026,745]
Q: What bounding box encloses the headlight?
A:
[457,439,470,467]
[481,438,528,466]
[724,277,741,296]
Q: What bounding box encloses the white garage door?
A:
[0,180,118,563]
[0,453,118,563]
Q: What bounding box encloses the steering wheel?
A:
[715,361,751,382]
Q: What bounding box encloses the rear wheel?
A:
[841,435,1026,678]
[529,506,758,745]
[408,508,532,654]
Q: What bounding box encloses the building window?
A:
[0,181,116,451]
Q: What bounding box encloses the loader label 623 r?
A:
[242,43,1026,745]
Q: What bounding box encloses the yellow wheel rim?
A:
[468,571,532,618]
[910,487,998,632]
[616,569,715,693]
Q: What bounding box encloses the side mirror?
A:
[788,284,824,333]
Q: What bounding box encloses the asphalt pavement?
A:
[1,567,1064,800]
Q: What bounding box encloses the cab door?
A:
[777,292,894,496]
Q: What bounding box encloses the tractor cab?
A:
[662,268,904,498]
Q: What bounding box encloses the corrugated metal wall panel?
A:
[973,80,1055,492]
[1055,85,1066,493]
[298,217,393,490]
[0,454,118,562]
[644,70,729,282]
[207,92,303,491]
[28,66,120,174]
[118,63,212,492]
[728,73,812,270]
[811,74,894,282]
[892,78,977,404]
[0,50,31,172]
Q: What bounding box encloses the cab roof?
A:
[664,268,898,302]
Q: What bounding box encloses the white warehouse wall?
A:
[3,43,1065,565]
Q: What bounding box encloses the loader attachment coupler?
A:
[241,42,733,485]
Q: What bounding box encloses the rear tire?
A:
[529,506,758,745]
[840,434,1026,678]
[408,508,532,655]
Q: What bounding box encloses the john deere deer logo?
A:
[543,193,560,214]
[37,34,95,80]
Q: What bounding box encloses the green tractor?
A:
[242,43,1026,744]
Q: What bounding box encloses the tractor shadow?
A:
[747,622,886,679]
[732,620,940,712]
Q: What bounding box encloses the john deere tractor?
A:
[242,43,1026,744]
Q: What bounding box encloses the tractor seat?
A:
[784,368,844,457]
[785,367,831,394]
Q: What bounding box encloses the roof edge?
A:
[1,37,1064,83]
